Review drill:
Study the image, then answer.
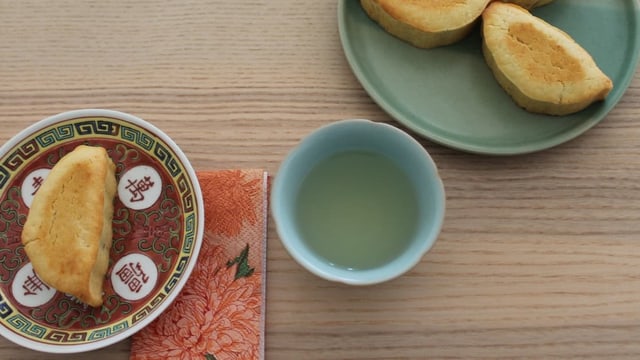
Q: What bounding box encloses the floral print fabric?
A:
[130,170,267,360]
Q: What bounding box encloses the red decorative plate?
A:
[0,109,204,353]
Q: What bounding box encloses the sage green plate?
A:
[338,0,640,155]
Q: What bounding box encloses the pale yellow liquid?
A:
[295,151,419,270]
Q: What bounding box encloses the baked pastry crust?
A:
[495,0,555,9]
[360,0,492,48]
[482,2,613,115]
[21,145,116,307]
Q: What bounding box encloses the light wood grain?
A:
[2,0,640,359]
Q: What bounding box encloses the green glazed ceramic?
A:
[338,0,640,155]
[271,120,445,285]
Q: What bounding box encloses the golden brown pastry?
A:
[495,0,555,9]
[482,2,613,115]
[21,145,116,307]
[360,0,492,48]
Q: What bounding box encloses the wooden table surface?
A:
[2,1,640,359]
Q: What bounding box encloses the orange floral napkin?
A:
[130,169,268,360]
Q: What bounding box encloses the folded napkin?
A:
[130,169,268,360]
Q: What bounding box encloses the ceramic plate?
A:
[338,0,640,154]
[0,109,204,353]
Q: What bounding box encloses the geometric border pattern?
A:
[0,116,202,346]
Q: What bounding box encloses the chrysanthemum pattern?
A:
[131,170,266,360]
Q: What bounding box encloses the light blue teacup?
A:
[271,119,445,285]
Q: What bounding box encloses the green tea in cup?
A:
[271,119,445,285]
[295,150,419,270]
